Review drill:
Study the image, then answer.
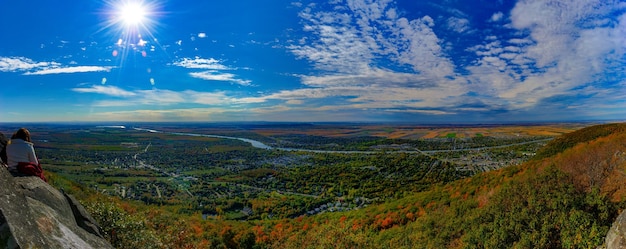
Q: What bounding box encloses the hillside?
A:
[49,123,626,248]
[535,123,626,159]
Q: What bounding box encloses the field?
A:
[249,123,584,139]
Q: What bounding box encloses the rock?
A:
[0,167,112,248]
[605,210,626,249]
[63,192,104,238]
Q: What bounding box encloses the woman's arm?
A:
[27,144,39,165]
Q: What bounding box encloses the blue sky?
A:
[1,0,626,123]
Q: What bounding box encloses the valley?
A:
[0,122,584,220]
[3,122,620,248]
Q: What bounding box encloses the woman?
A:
[6,128,46,181]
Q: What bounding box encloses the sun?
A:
[116,1,150,28]
[119,2,147,27]
[101,0,162,45]
[101,0,159,34]
[101,0,164,66]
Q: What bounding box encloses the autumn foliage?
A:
[47,123,626,248]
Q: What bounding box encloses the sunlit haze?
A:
[1,0,626,123]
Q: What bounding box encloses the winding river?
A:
[134,128,402,153]
[132,127,551,154]
[133,128,273,149]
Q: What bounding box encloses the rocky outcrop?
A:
[604,210,626,249]
[0,167,112,248]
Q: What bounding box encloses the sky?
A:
[1,0,626,123]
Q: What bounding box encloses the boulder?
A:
[0,167,112,248]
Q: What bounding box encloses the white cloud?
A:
[463,0,626,112]
[503,46,521,52]
[446,17,471,33]
[188,71,252,86]
[498,53,518,60]
[135,89,188,105]
[286,99,303,105]
[24,66,112,75]
[386,109,455,115]
[73,85,236,107]
[490,12,504,22]
[186,91,232,105]
[85,108,230,122]
[480,56,508,71]
[289,0,457,79]
[0,56,113,76]
[173,57,229,70]
[71,85,136,97]
[173,57,252,86]
[0,57,59,72]
[508,38,533,45]
[299,68,434,88]
[285,0,463,115]
[84,105,384,122]
[252,76,467,113]
[501,0,626,106]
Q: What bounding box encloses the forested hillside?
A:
[47,123,626,248]
[535,123,626,159]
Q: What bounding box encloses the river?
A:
[132,127,551,154]
[133,128,273,149]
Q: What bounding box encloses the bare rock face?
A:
[0,167,112,249]
[605,210,626,249]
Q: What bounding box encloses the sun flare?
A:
[105,0,157,32]
[119,2,147,27]
[101,0,164,67]
[103,0,162,42]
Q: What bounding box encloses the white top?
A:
[6,139,38,170]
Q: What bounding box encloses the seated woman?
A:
[0,132,7,166]
[6,128,46,182]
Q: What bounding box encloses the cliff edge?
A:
[0,167,112,248]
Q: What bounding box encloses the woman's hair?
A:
[11,128,31,142]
